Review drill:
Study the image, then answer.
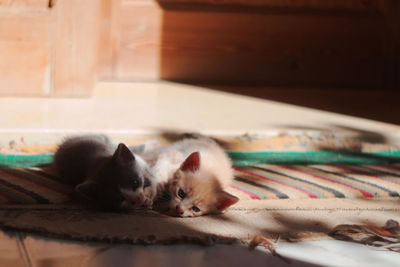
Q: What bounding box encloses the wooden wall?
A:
[0,0,52,96]
[0,0,398,96]
[101,0,399,89]
[0,0,101,97]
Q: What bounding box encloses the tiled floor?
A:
[0,232,25,267]
[0,82,399,145]
[211,86,400,125]
[7,233,320,267]
[5,231,400,267]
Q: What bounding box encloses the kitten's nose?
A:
[176,205,184,215]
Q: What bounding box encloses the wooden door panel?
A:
[0,11,52,96]
[102,0,398,89]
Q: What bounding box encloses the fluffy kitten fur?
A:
[142,138,239,217]
[54,135,156,211]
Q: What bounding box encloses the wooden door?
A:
[0,0,101,97]
[100,0,399,89]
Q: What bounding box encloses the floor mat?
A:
[0,164,399,245]
[231,164,400,200]
[0,199,399,245]
[1,164,400,204]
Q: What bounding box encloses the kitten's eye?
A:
[192,206,200,212]
[132,179,139,190]
[177,188,186,199]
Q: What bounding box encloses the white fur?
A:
[143,139,234,189]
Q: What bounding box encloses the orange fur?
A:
[143,139,239,217]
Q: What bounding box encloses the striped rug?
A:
[0,164,400,204]
[229,164,400,200]
[0,168,73,204]
[230,164,400,199]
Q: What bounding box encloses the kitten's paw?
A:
[142,186,157,207]
[142,197,153,208]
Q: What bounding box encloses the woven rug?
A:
[0,164,400,244]
[1,164,400,204]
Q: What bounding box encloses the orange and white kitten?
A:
[142,139,239,217]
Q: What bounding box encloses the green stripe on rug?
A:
[227,151,400,166]
[0,154,53,168]
[1,151,400,168]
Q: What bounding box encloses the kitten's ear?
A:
[75,180,98,200]
[180,152,200,172]
[216,191,239,212]
[113,143,135,165]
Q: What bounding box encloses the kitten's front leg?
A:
[142,178,170,208]
[141,169,161,208]
[144,150,182,207]
[142,184,157,208]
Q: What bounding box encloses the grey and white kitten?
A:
[54,135,156,211]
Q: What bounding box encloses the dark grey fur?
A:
[54,135,147,211]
